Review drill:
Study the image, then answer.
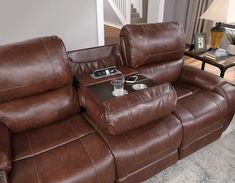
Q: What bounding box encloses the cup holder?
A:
[132,84,148,90]
[112,89,128,97]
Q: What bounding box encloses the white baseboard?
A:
[104,21,123,29]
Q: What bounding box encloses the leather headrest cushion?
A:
[0,36,72,102]
[68,44,123,76]
[120,22,185,68]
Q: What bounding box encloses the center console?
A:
[78,68,182,183]
[80,70,177,135]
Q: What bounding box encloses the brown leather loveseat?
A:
[0,22,234,183]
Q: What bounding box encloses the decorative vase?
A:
[210,23,225,49]
[227,44,235,55]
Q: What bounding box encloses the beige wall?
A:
[0,0,100,50]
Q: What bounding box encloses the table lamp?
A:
[200,0,235,49]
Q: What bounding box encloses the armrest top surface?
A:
[179,66,225,90]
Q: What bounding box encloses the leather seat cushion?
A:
[10,114,115,183]
[173,90,228,148]
[91,113,182,181]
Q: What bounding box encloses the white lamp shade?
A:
[200,0,235,24]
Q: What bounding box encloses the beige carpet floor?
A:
[144,115,235,183]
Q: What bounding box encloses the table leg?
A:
[201,62,205,70]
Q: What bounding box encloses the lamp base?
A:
[210,22,225,49]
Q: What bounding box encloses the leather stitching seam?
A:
[174,103,197,146]
[80,139,100,183]
[27,133,41,183]
[203,92,225,125]
[71,54,116,64]
[122,134,138,173]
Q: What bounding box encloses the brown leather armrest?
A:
[0,171,9,183]
[213,82,235,130]
[0,123,12,173]
[179,66,226,91]
[213,83,235,113]
[86,83,177,135]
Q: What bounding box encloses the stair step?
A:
[131,12,140,19]
[131,18,144,24]
[131,8,137,13]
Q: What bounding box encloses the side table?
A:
[185,49,235,77]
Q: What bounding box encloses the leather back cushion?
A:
[0,36,72,102]
[120,22,185,68]
[68,44,123,76]
[137,59,184,84]
[0,36,79,132]
[0,86,79,133]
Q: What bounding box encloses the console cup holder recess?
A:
[132,84,148,90]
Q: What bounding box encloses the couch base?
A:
[179,125,223,159]
[117,150,178,183]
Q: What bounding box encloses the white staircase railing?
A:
[108,0,131,25]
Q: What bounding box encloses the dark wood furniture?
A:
[185,49,235,77]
